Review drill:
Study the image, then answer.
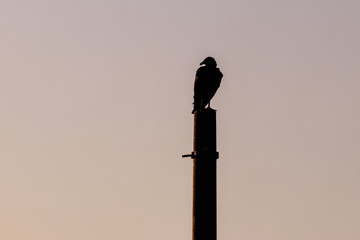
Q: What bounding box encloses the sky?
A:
[1,0,360,239]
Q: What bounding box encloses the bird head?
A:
[200,57,217,67]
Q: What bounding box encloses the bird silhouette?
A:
[192,57,223,114]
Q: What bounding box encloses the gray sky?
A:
[1,0,360,239]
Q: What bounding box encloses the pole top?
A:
[193,107,217,114]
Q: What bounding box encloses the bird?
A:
[192,57,223,114]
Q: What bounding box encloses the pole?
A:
[182,108,218,240]
[192,108,218,240]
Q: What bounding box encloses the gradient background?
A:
[1,0,360,239]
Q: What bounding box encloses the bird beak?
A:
[200,60,205,65]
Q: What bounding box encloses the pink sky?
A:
[1,0,360,239]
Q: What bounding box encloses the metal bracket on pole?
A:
[182,152,195,158]
[182,151,219,159]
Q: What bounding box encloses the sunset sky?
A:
[1,0,360,239]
